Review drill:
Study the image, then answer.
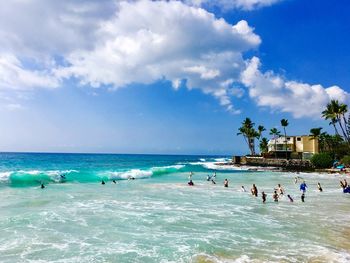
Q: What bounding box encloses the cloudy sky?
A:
[0,0,349,155]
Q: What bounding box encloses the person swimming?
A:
[287,194,294,202]
[112,180,117,184]
[241,186,246,192]
[188,180,194,186]
[317,182,323,192]
[301,193,305,202]
[224,179,228,188]
[101,180,106,185]
[41,183,45,189]
[300,181,307,193]
[262,191,267,203]
[211,179,216,184]
[273,190,278,202]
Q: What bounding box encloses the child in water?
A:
[273,190,278,202]
[224,179,229,188]
[262,191,267,203]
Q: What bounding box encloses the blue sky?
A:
[0,0,349,155]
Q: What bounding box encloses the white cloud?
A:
[241,57,349,118]
[0,54,59,90]
[57,0,261,113]
[184,0,282,10]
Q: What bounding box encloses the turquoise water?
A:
[0,153,350,262]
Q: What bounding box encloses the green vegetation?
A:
[341,155,350,166]
[311,153,333,168]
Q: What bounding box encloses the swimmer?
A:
[294,177,298,184]
[128,176,135,180]
[300,181,307,193]
[273,190,278,202]
[262,191,267,203]
[41,183,45,189]
[301,193,305,202]
[287,194,294,202]
[206,175,211,181]
[188,180,194,186]
[224,179,229,188]
[317,182,323,192]
[112,180,117,184]
[241,186,246,192]
[211,179,216,185]
[101,180,106,185]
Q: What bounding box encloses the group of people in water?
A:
[186,172,350,203]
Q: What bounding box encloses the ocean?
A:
[0,153,349,262]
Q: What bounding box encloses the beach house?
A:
[268,135,319,159]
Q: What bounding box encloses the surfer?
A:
[224,179,229,188]
[287,194,294,202]
[317,182,323,192]
[262,191,267,203]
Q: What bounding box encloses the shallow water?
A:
[0,153,349,262]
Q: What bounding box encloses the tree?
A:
[322,100,349,143]
[280,119,289,159]
[237,118,259,155]
[257,125,266,140]
[259,138,269,154]
[269,128,281,158]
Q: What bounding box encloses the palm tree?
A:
[309,127,323,152]
[257,125,266,140]
[269,128,281,158]
[259,138,269,154]
[237,118,258,155]
[322,100,349,142]
[280,119,289,159]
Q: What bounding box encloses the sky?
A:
[0,0,349,155]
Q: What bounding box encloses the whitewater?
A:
[0,153,349,262]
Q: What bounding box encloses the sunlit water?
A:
[0,153,349,262]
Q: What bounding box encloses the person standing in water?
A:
[188,172,193,180]
[273,190,279,202]
[251,184,258,197]
[277,184,284,195]
[241,186,246,192]
[224,179,229,188]
[300,181,307,193]
[262,192,267,203]
[41,183,45,189]
[301,193,305,202]
[317,182,323,192]
[101,180,105,185]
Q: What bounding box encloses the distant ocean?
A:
[0,153,349,262]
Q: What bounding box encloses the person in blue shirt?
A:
[300,181,307,193]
